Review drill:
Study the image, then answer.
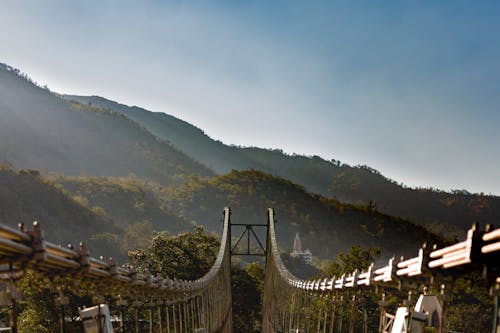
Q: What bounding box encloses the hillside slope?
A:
[63,95,263,173]
[0,165,119,246]
[157,170,441,259]
[42,169,441,260]
[0,64,213,185]
[2,153,439,266]
[50,175,190,232]
[328,167,500,233]
[64,95,500,234]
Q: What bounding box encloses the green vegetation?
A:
[231,263,264,333]
[49,175,189,232]
[0,165,118,245]
[1,62,496,332]
[41,169,442,261]
[129,226,220,280]
[157,170,441,259]
[64,95,500,237]
[327,166,500,236]
[0,165,187,262]
[318,245,381,278]
[317,246,493,332]
[129,227,264,333]
[0,66,213,187]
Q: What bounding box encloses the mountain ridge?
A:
[0,64,214,186]
[1,62,498,242]
[64,94,500,235]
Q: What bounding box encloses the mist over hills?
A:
[65,94,500,236]
[0,64,213,185]
[1,62,498,262]
[0,165,118,246]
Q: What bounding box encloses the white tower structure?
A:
[290,232,312,265]
[293,232,302,252]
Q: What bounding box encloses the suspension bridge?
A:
[0,207,498,333]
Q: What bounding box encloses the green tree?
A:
[122,220,154,252]
[128,225,219,280]
[317,246,382,332]
[319,245,381,278]
[231,264,263,333]
[445,272,492,332]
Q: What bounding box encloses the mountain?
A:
[0,165,118,246]
[327,166,500,233]
[156,170,441,259]
[64,95,500,235]
[62,95,265,173]
[0,63,213,186]
[48,175,190,232]
[44,169,441,260]
[0,62,463,270]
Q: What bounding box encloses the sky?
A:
[1,1,499,195]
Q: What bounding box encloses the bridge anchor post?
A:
[328,296,336,333]
[378,292,388,333]
[492,282,500,333]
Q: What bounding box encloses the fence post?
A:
[348,294,356,333]
[9,282,18,333]
[328,296,336,333]
[378,293,387,333]
[134,300,141,333]
[492,283,499,333]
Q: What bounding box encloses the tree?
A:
[319,245,381,278]
[317,246,382,332]
[231,264,263,333]
[128,225,219,280]
[130,227,264,332]
[121,220,154,252]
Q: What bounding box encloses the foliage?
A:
[0,166,118,246]
[65,94,500,237]
[18,308,51,333]
[15,273,92,333]
[316,246,493,332]
[157,170,440,260]
[0,66,213,189]
[231,263,264,333]
[129,227,264,332]
[129,225,219,280]
[282,255,319,279]
[244,262,265,294]
[51,175,189,232]
[445,272,492,332]
[319,245,381,278]
[122,221,154,252]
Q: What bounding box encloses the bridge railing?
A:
[0,208,233,333]
[262,208,500,333]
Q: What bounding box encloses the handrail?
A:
[0,208,233,333]
[266,211,499,295]
[262,208,499,333]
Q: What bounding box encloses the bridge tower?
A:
[228,209,269,257]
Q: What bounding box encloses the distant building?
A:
[290,232,312,265]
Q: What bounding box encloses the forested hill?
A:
[0,165,119,246]
[0,64,213,185]
[327,166,500,234]
[49,175,190,232]
[157,170,441,259]
[63,95,266,173]
[0,165,437,260]
[64,94,500,235]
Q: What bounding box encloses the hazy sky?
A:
[1,1,499,194]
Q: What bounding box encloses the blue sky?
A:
[1,1,499,194]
